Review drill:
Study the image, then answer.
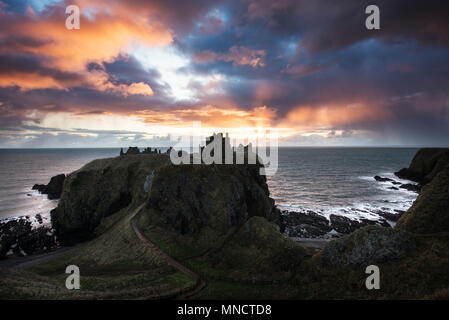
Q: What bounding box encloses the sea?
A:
[0,148,419,224]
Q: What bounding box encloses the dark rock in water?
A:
[374,175,394,182]
[329,214,390,234]
[395,148,449,185]
[281,210,391,238]
[35,214,43,224]
[0,218,57,260]
[389,186,399,190]
[376,210,403,222]
[32,174,65,200]
[282,210,332,238]
[392,181,401,185]
[396,164,449,234]
[399,183,421,193]
[321,225,415,267]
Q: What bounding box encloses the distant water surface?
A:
[0,147,418,222]
[267,147,419,221]
[0,149,119,221]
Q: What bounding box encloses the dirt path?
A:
[130,204,206,299]
[0,246,76,270]
[290,237,330,249]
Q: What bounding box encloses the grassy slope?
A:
[396,165,449,234]
[137,213,312,299]
[0,204,195,299]
[3,204,449,299]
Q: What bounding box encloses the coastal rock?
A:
[321,225,415,267]
[329,214,389,234]
[374,175,394,182]
[395,148,449,185]
[32,174,66,200]
[51,152,281,245]
[146,164,281,236]
[281,210,391,238]
[0,217,57,259]
[35,214,43,224]
[396,164,449,234]
[282,210,332,238]
[51,154,171,245]
[399,183,421,193]
[376,210,404,222]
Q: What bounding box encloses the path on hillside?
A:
[130,204,207,299]
[0,246,76,270]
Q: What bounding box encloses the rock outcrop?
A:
[146,163,281,236]
[321,225,415,267]
[0,217,57,259]
[396,164,449,234]
[281,210,390,238]
[373,175,421,193]
[395,148,449,185]
[51,153,281,246]
[32,174,65,200]
[51,154,171,245]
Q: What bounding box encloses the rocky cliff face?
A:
[396,164,449,234]
[32,174,65,200]
[321,225,415,267]
[395,148,449,185]
[51,154,172,245]
[51,154,281,246]
[146,164,281,236]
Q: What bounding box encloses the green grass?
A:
[1,204,196,299]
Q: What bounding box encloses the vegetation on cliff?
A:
[396,164,449,234]
[51,154,171,245]
[395,148,449,184]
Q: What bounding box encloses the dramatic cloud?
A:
[195,46,266,68]
[0,0,448,147]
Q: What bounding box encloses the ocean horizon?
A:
[0,147,419,223]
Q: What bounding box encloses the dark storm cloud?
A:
[102,56,170,96]
[0,54,84,84]
[230,0,449,52]
[0,0,448,146]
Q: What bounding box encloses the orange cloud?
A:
[138,105,277,128]
[0,72,67,91]
[0,1,171,94]
[281,103,390,129]
[88,69,154,96]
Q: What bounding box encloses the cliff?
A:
[51,153,282,246]
[395,164,449,234]
[32,174,65,199]
[51,154,172,245]
[395,148,449,184]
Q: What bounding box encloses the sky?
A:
[0,0,448,147]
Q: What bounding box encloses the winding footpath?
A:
[130,204,207,299]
